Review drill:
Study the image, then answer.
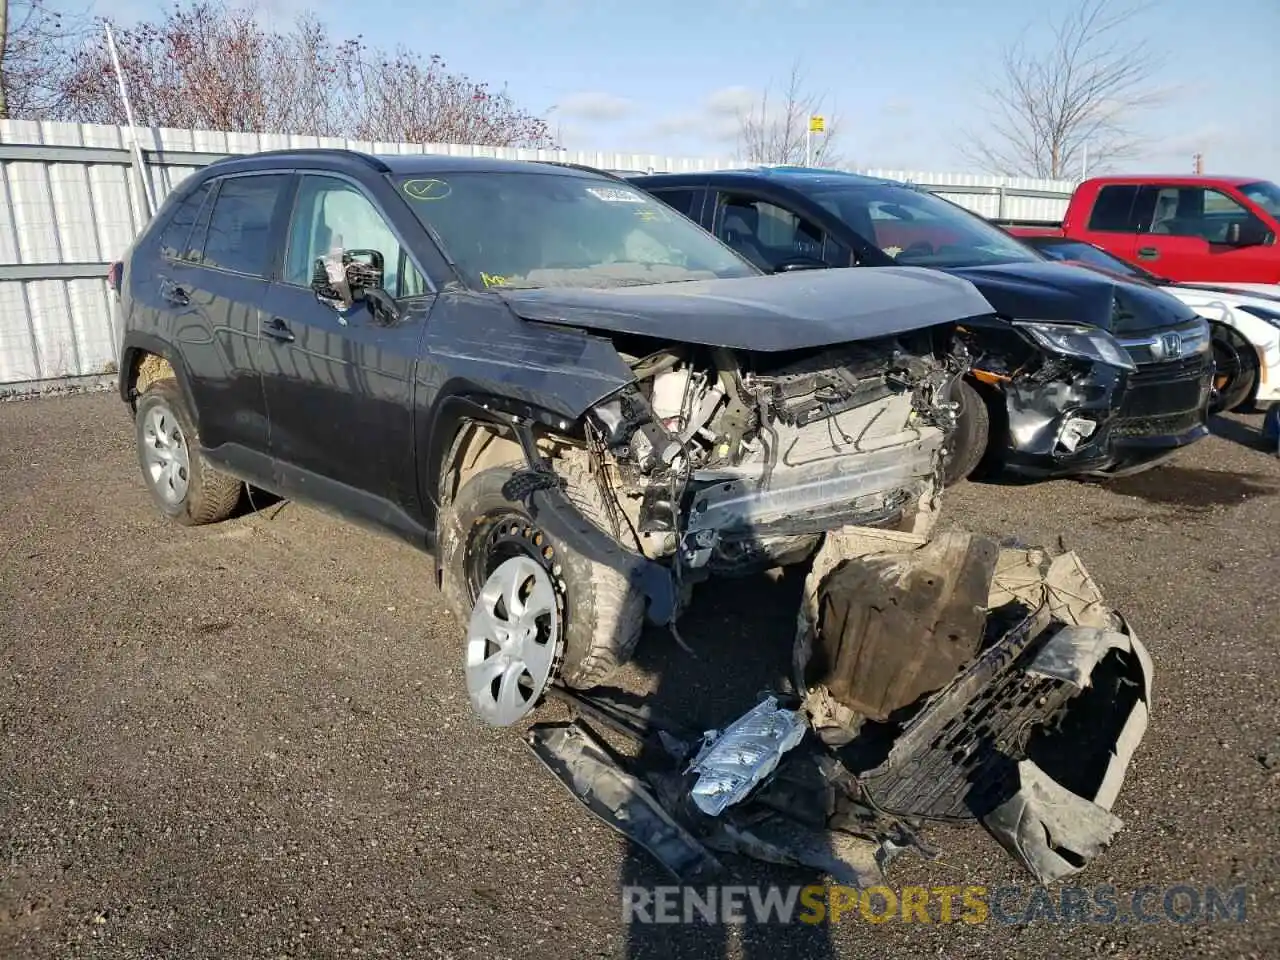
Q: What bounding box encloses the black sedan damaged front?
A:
[950,262,1214,477]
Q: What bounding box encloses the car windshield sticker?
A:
[403,179,451,201]
[585,186,646,203]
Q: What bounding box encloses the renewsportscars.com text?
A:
[622,883,1248,926]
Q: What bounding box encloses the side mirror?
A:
[311,248,401,324]
[1225,220,1273,247]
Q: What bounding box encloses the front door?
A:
[258,173,434,523]
[1130,183,1275,282]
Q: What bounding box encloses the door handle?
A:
[262,317,295,343]
[159,279,189,305]
[1137,246,1160,260]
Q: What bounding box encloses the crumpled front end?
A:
[584,330,964,581]
[962,316,1213,477]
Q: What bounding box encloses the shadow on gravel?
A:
[618,568,838,958]
[1103,464,1280,509]
[1209,414,1266,450]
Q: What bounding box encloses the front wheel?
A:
[438,462,645,725]
[941,377,990,485]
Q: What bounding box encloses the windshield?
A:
[1239,180,1280,218]
[808,183,1043,268]
[395,172,756,289]
[1030,239,1156,281]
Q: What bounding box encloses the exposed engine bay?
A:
[585,331,966,577]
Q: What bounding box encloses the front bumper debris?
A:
[523,531,1153,887]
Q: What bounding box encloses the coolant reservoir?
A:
[651,370,691,425]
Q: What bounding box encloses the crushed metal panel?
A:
[525,721,723,883]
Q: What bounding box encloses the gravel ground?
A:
[2,392,1278,959]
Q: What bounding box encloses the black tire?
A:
[1209,323,1260,414]
[438,455,645,690]
[941,377,990,485]
[134,378,242,526]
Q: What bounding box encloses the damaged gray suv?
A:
[113,151,1153,885]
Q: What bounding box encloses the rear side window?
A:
[197,174,290,277]
[651,188,705,221]
[157,182,212,260]
[1087,186,1139,232]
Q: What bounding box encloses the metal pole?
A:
[105,23,156,219]
[805,128,812,167]
[1081,142,1088,180]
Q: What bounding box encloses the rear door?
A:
[161,172,292,461]
[644,184,708,225]
[1131,183,1276,282]
[258,172,433,517]
[706,189,851,271]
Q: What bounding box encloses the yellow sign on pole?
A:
[809,115,826,133]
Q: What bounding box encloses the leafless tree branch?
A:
[735,60,844,167]
[963,0,1167,179]
[33,1,554,148]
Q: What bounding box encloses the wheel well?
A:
[439,421,526,506]
[129,351,176,400]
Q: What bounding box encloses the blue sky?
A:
[91,0,1278,180]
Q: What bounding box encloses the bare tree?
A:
[735,60,842,166]
[965,0,1167,180]
[0,0,90,119]
[55,1,556,147]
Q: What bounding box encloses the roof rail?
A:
[209,147,391,173]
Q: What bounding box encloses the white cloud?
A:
[554,92,634,123]
[704,86,757,117]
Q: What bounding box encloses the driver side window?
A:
[284,175,426,297]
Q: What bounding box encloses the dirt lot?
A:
[1,392,1278,959]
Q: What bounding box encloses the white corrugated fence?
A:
[0,119,1076,392]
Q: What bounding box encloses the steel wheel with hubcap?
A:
[142,404,190,505]
[464,516,564,726]
[133,377,244,526]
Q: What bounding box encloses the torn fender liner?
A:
[982,761,1123,886]
[526,722,723,883]
[523,478,677,625]
[499,266,996,352]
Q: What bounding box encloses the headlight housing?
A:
[1012,320,1137,371]
[1237,304,1280,330]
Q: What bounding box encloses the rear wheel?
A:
[941,377,990,485]
[439,456,645,723]
[134,379,242,526]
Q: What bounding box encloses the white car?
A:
[1021,236,1279,412]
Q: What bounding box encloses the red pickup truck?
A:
[998,175,1280,284]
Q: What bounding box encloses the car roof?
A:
[203,149,613,180]
[1082,174,1263,187]
[632,166,904,189]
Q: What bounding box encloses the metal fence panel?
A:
[0,119,1076,391]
